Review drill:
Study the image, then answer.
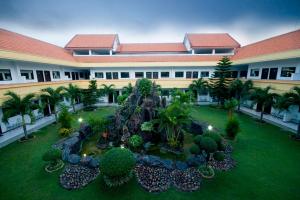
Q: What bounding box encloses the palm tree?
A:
[188,78,209,101]
[100,84,115,102]
[229,79,253,111]
[63,84,80,112]
[249,86,279,122]
[224,98,238,119]
[2,91,36,140]
[275,86,300,137]
[40,87,64,122]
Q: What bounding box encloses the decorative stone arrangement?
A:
[209,153,236,171]
[60,164,100,190]
[171,168,202,192]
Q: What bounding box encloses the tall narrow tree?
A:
[210,56,232,105]
[229,79,253,111]
[249,86,279,122]
[2,92,36,140]
[40,87,64,122]
[63,83,81,112]
[82,80,98,110]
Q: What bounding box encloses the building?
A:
[0,28,300,134]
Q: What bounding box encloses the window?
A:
[192,71,198,78]
[146,72,152,79]
[250,69,259,77]
[230,71,238,78]
[79,72,84,78]
[120,72,129,78]
[52,71,60,79]
[240,71,247,78]
[175,71,184,78]
[95,72,104,78]
[280,67,296,77]
[201,71,209,78]
[135,72,144,78]
[73,50,89,55]
[106,72,112,79]
[186,71,192,78]
[65,72,71,78]
[91,49,110,55]
[161,72,170,78]
[112,72,118,79]
[215,48,234,54]
[153,72,158,79]
[161,90,169,96]
[194,48,213,54]
[20,70,34,80]
[0,69,12,81]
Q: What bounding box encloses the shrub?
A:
[189,144,200,155]
[100,148,135,187]
[141,121,153,132]
[199,137,218,153]
[117,95,128,105]
[42,149,61,165]
[213,151,225,161]
[88,117,107,134]
[59,128,72,137]
[137,78,152,97]
[194,135,203,145]
[58,105,72,129]
[129,135,143,150]
[225,117,240,140]
[203,132,223,144]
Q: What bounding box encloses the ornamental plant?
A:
[59,128,72,137]
[129,135,143,151]
[225,117,240,140]
[137,78,152,97]
[58,105,72,129]
[100,148,135,187]
[42,149,63,172]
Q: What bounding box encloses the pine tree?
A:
[211,56,232,105]
[82,80,98,110]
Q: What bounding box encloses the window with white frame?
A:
[0,69,12,81]
[120,72,129,78]
[161,72,170,78]
[106,72,118,79]
[135,72,144,78]
[73,50,90,56]
[65,72,71,78]
[52,71,60,79]
[280,67,296,77]
[95,72,104,78]
[153,72,158,79]
[250,69,259,77]
[186,71,198,79]
[201,71,209,78]
[192,71,198,78]
[175,71,184,78]
[146,72,152,79]
[20,70,34,80]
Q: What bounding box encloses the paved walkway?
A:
[240,107,298,133]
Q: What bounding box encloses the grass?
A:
[0,106,299,200]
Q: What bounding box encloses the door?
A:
[108,93,114,103]
[261,68,269,79]
[269,68,278,80]
[36,70,44,82]
[44,71,51,82]
[71,72,76,80]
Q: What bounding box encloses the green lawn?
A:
[0,106,299,200]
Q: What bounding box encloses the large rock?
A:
[188,120,203,135]
[88,158,100,168]
[186,155,206,167]
[68,154,81,164]
[175,161,188,170]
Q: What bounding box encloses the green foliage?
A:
[141,121,153,132]
[58,105,72,129]
[213,151,225,161]
[63,84,81,112]
[189,144,200,154]
[194,135,203,145]
[58,128,72,137]
[229,79,253,104]
[137,78,152,97]
[88,117,108,134]
[100,148,135,186]
[203,132,223,145]
[225,117,240,140]
[128,135,143,149]
[189,78,209,97]
[171,88,193,104]
[198,165,215,177]
[199,137,218,153]
[42,149,61,163]
[117,94,128,105]
[100,84,115,96]
[122,83,133,96]
[82,80,99,110]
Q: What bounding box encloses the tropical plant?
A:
[2,91,37,140]
[141,121,154,132]
[189,78,209,100]
[249,86,279,122]
[100,84,115,102]
[224,98,238,119]
[171,88,193,104]
[275,86,300,137]
[58,105,72,129]
[210,56,232,105]
[58,128,72,137]
[229,79,253,110]
[117,95,128,105]
[40,86,64,122]
[100,148,135,187]
[189,144,200,155]
[88,117,108,135]
[63,83,80,112]
[225,117,240,140]
[128,135,143,150]
[122,83,133,96]
[42,148,63,172]
[137,78,152,97]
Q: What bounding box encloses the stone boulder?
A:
[68,154,81,164]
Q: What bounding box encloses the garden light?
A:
[78,117,83,123]
[120,144,125,149]
[208,125,213,131]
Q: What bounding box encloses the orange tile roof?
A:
[186,33,240,48]
[0,28,74,62]
[117,43,187,53]
[74,55,224,63]
[65,34,117,49]
[233,29,300,60]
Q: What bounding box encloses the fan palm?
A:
[229,79,253,111]
[63,84,80,112]
[224,98,239,119]
[188,78,209,101]
[275,86,300,137]
[40,87,64,122]
[2,91,36,139]
[249,86,279,122]
[100,84,115,99]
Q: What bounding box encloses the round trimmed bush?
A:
[100,148,135,186]
[194,135,203,145]
[213,151,225,161]
[189,144,200,155]
[199,137,218,153]
[129,135,143,150]
[204,132,223,144]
